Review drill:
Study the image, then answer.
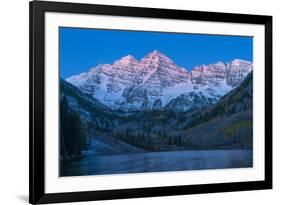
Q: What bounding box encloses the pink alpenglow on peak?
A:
[141,50,175,65]
[113,54,139,66]
[66,50,253,112]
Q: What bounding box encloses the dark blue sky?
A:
[60,27,253,78]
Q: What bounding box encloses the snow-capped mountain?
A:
[66,50,252,112]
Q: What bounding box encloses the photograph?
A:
[59,27,253,177]
[28,1,273,204]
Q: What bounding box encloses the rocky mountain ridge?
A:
[66,50,252,112]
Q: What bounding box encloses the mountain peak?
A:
[114,54,138,66]
[141,50,174,65]
[147,50,168,58]
[215,61,225,65]
[122,54,137,61]
[231,59,252,65]
[151,49,163,55]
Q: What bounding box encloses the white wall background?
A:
[0,0,279,204]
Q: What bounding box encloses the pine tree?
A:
[60,95,69,159]
[60,95,87,158]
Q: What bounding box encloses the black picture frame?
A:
[29,1,272,204]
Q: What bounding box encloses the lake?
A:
[61,149,253,177]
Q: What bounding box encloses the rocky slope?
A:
[181,71,253,149]
[60,70,253,154]
[60,79,145,157]
[110,72,253,151]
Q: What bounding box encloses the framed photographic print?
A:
[29,0,272,204]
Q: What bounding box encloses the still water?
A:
[61,150,253,176]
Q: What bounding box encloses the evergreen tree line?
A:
[113,129,185,151]
[60,95,87,159]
